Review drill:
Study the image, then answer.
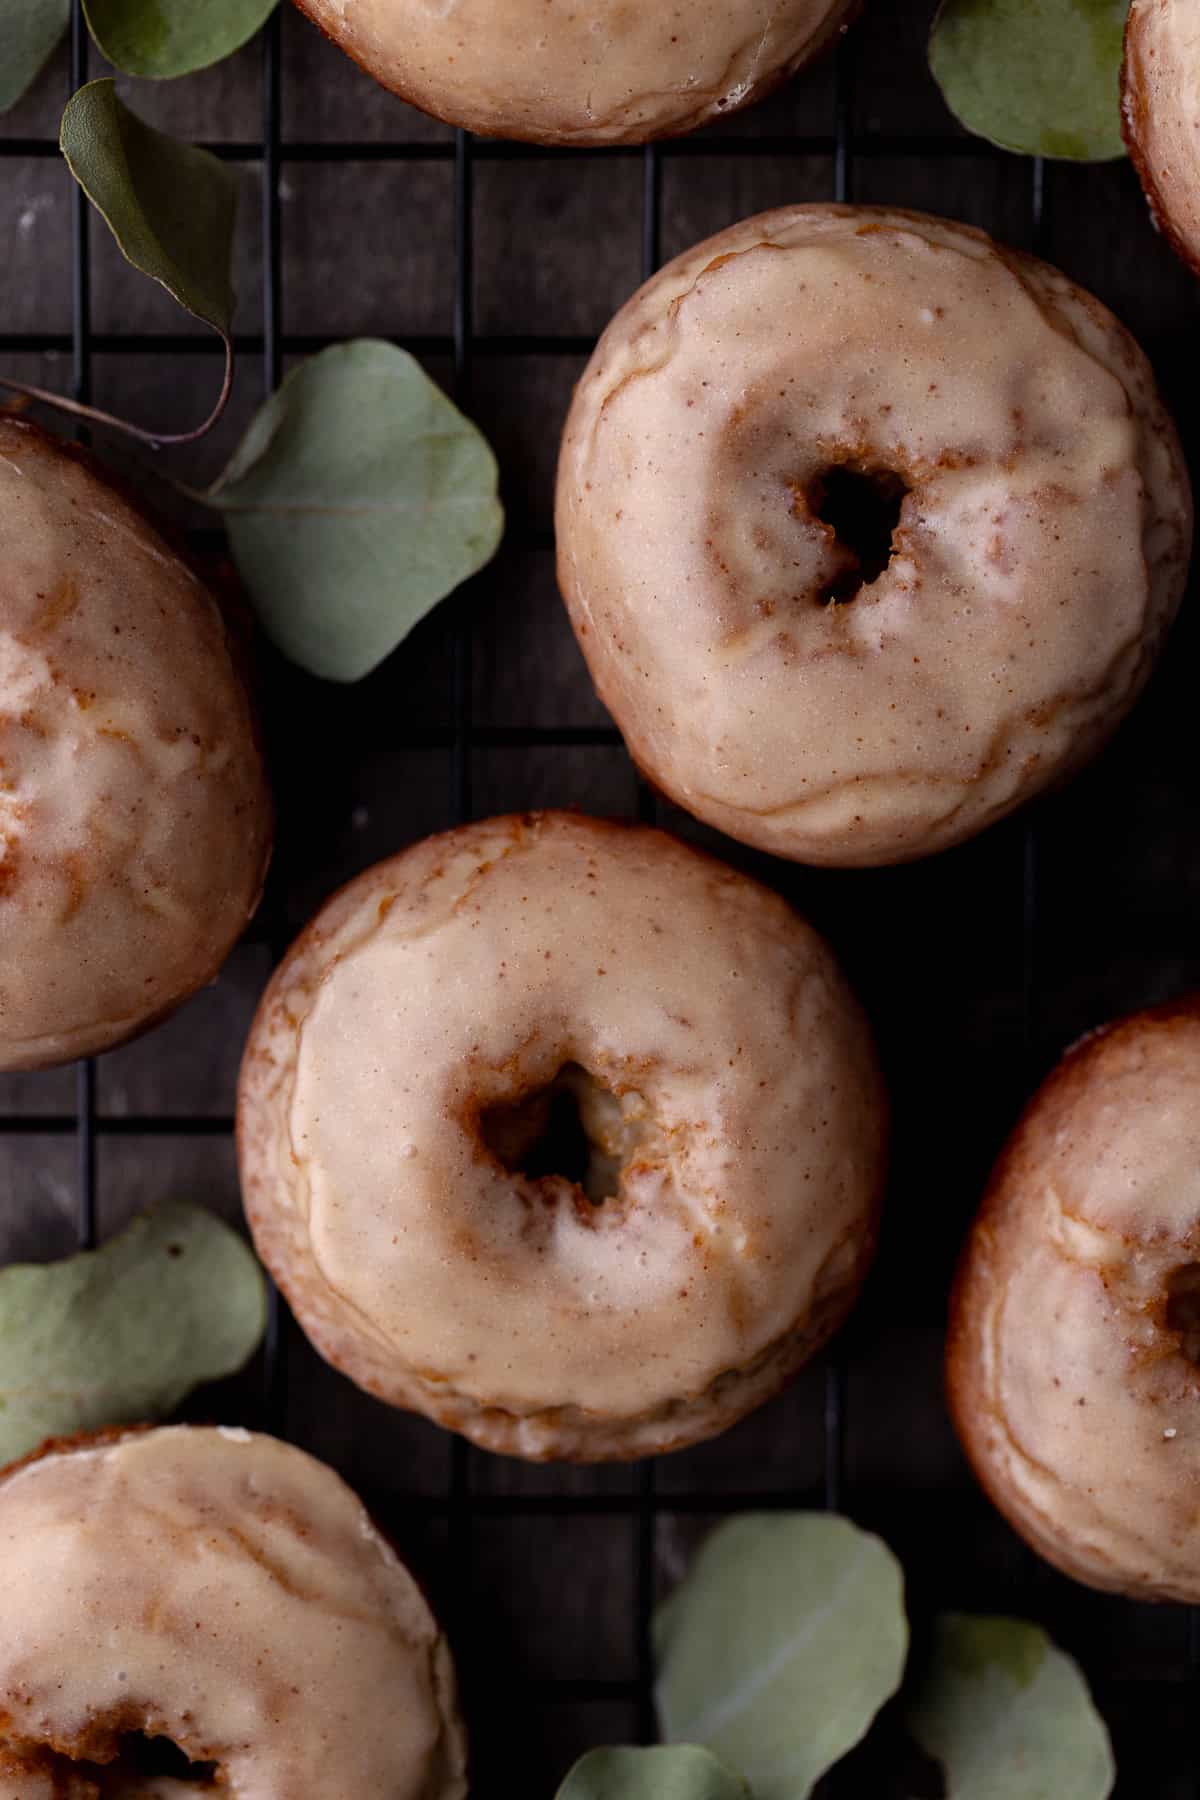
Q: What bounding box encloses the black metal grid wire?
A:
[0,3,1198,1793]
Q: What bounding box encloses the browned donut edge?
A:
[286,0,859,147]
[0,419,274,1073]
[1121,0,1200,279]
[237,809,887,1461]
[945,993,1200,1601]
[250,1211,880,1463]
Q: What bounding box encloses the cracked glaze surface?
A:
[291,0,853,144]
[556,206,1192,867]
[0,422,272,1070]
[1124,0,1200,274]
[238,813,887,1461]
[948,999,1200,1603]
[0,1428,466,1800]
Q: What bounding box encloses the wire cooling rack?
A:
[1,4,1198,1795]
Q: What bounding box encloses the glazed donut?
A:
[0,421,272,1071]
[556,205,1192,867]
[1123,0,1200,276]
[238,811,886,1462]
[0,1426,466,1797]
[291,0,854,146]
[948,998,1200,1603]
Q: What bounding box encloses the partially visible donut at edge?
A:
[238,811,887,1463]
[0,420,272,1071]
[290,0,856,145]
[0,1425,466,1798]
[948,998,1200,1603]
[1123,0,1200,276]
[555,205,1193,868]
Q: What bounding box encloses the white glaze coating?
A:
[1124,0,1200,273]
[292,0,853,144]
[0,1427,466,1798]
[949,1001,1200,1603]
[0,422,271,1070]
[556,206,1192,867]
[239,813,886,1460]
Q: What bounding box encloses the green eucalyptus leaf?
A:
[655,1514,909,1800]
[905,1614,1116,1800]
[929,0,1127,162]
[48,80,237,444]
[556,1747,752,1800]
[61,79,235,334]
[0,1201,267,1465]
[83,0,278,79]
[206,339,505,682]
[0,0,69,114]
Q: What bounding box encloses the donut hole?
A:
[107,1732,219,1786]
[19,1734,220,1793]
[807,463,910,603]
[1165,1261,1200,1364]
[479,1063,634,1204]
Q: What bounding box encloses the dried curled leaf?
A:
[655,1514,908,1800]
[207,339,505,681]
[929,0,1127,161]
[0,1202,267,1465]
[905,1614,1116,1799]
[83,0,278,79]
[0,0,69,114]
[556,1747,752,1800]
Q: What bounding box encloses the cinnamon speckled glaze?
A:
[556,206,1192,867]
[238,812,887,1461]
[291,0,855,144]
[1124,0,1200,275]
[0,1426,466,1798]
[948,999,1200,1603]
[0,421,272,1071]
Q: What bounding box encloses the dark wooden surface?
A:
[1,5,1198,1795]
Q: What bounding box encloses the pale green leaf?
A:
[207,339,505,681]
[556,1747,751,1800]
[0,1201,267,1464]
[61,79,236,334]
[905,1614,1115,1799]
[655,1514,908,1800]
[0,0,69,113]
[83,0,278,79]
[929,0,1128,161]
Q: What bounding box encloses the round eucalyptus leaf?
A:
[905,1614,1116,1799]
[83,0,278,79]
[207,339,505,682]
[0,0,69,114]
[655,1513,908,1800]
[557,1747,751,1800]
[929,0,1127,161]
[0,1201,268,1466]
